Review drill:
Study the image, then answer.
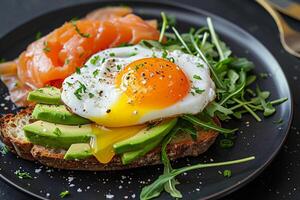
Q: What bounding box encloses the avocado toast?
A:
[0,103,218,171]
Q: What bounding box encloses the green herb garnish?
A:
[273,118,283,125]
[74,81,87,100]
[75,67,81,74]
[15,170,32,179]
[43,41,51,53]
[93,69,99,77]
[220,139,234,148]
[159,12,167,43]
[89,93,94,98]
[193,75,202,80]
[59,190,70,198]
[223,169,232,178]
[35,31,42,40]
[71,20,90,38]
[90,55,100,65]
[0,145,9,155]
[140,156,254,199]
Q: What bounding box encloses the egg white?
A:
[61,45,216,127]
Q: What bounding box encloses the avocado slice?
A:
[121,137,162,165]
[32,104,91,125]
[113,118,177,154]
[27,87,62,105]
[23,121,93,149]
[64,143,92,160]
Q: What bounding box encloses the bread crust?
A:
[0,107,218,171]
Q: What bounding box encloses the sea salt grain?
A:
[106,194,114,199]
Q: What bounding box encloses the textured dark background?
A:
[0,0,299,199]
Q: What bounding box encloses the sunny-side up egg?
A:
[61,45,216,128]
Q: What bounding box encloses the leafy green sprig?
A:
[138,12,287,200]
[145,15,287,124]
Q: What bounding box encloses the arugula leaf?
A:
[172,27,193,54]
[231,58,254,72]
[182,115,237,134]
[140,156,255,200]
[189,34,225,89]
[256,86,275,116]
[219,82,246,106]
[159,12,167,43]
[207,17,225,61]
[206,102,233,117]
[161,128,182,199]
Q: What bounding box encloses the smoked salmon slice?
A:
[0,7,161,106]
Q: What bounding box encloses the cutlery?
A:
[257,0,300,58]
[268,0,300,21]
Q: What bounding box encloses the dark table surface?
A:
[0,0,299,199]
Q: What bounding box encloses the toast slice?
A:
[0,107,218,171]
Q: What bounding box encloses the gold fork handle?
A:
[257,0,293,34]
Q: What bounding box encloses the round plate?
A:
[0,1,293,199]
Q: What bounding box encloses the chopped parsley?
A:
[75,67,81,74]
[193,75,202,80]
[219,139,234,148]
[43,41,51,53]
[15,170,32,179]
[90,55,100,65]
[65,59,70,65]
[129,52,137,57]
[109,52,115,57]
[66,82,73,86]
[273,118,284,125]
[35,31,42,40]
[53,128,62,136]
[116,64,122,70]
[259,73,269,79]
[74,81,87,100]
[0,145,9,155]
[59,190,70,198]
[223,170,232,178]
[71,20,90,38]
[197,63,204,68]
[192,87,205,94]
[162,50,168,59]
[89,93,94,98]
[93,69,99,77]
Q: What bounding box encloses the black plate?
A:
[0,1,293,199]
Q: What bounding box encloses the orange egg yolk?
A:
[115,58,190,108]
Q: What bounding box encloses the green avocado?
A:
[64,143,92,160]
[23,121,93,149]
[32,104,91,125]
[27,87,62,105]
[113,118,177,154]
[121,137,162,165]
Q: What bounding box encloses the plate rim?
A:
[0,0,293,199]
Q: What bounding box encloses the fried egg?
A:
[61,45,215,127]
